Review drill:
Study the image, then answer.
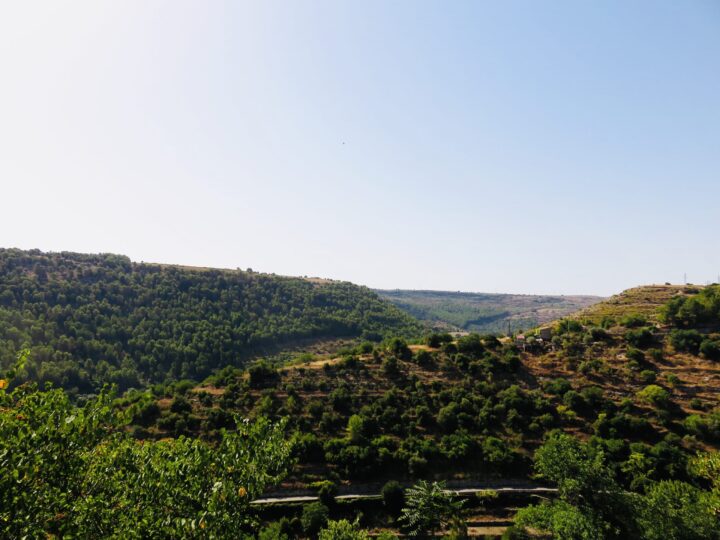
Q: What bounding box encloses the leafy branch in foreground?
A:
[0,352,293,538]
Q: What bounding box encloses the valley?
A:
[2,249,719,538]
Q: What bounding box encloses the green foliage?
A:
[0,249,421,391]
[684,411,720,443]
[625,327,655,349]
[249,361,278,389]
[620,314,647,328]
[301,502,330,535]
[670,329,704,355]
[515,500,608,540]
[700,338,720,360]
[557,319,584,334]
[386,337,411,360]
[426,333,453,348]
[318,519,370,540]
[637,480,719,540]
[258,520,290,540]
[662,285,720,327]
[346,414,366,443]
[518,433,638,539]
[315,480,338,507]
[637,385,670,408]
[514,434,720,540]
[381,480,405,516]
[0,380,293,538]
[398,480,464,536]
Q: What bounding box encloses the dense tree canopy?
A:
[0,355,293,538]
[0,249,420,392]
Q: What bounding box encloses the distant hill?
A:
[0,248,421,392]
[376,289,603,333]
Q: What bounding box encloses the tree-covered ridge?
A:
[0,248,421,392]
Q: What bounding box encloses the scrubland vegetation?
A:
[1,250,719,537]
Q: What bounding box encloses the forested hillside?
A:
[377,289,601,333]
[114,283,720,536]
[0,249,421,392]
[138,285,720,481]
[3,280,720,537]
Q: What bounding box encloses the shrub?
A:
[382,356,400,376]
[699,339,720,360]
[386,337,411,360]
[315,480,338,507]
[588,327,610,341]
[543,378,571,396]
[381,480,405,516]
[637,385,670,408]
[620,314,647,328]
[626,348,645,363]
[639,370,656,384]
[427,333,453,348]
[169,396,192,414]
[669,330,703,355]
[248,361,278,388]
[625,327,655,349]
[318,520,369,540]
[301,502,330,535]
[457,334,485,357]
[414,350,434,368]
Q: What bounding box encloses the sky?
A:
[1,1,718,296]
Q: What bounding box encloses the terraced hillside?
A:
[130,285,720,496]
[377,289,602,333]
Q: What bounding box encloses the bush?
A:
[381,480,405,516]
[625,327,655,349]
[169,396,192,414]
[258,521,290,540]
[414,350,434,368]
[315,480,338,507]
[669,330,703,355]
[639,370,656,384]
[382,356,400,376]
[427,333,453,348]
[318,520,369,540]
[626,348,645,363]
[620,314,647,328]
[588,327,610,341]
[386,337,411,360]
[637,385,670,408]
[248,362,278,388]
[301,502,330,535]
[457,334,485,357]
[543,378,571,396]
[699,339,720,360]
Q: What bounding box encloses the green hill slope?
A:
[0,248,421,392]
[136,284,720,491]
[377,289,602,333]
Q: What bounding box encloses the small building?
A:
[539,327,552,340]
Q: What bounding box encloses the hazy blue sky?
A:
[1,1,718,295]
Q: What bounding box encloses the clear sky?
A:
[1,1,718,296]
